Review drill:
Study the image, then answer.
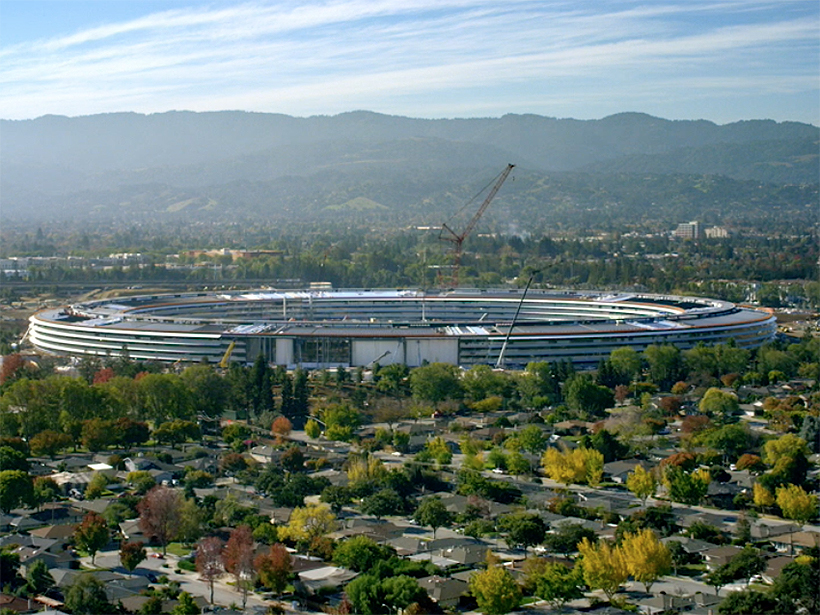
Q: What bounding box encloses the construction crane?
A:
[439,164,514,287]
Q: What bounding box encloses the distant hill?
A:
[1,110,816,226]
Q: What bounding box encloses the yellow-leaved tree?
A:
[577,537,628,602]
[776,484,818,524]
[346,454,387,484]
[753,483,775,509]
[620,529,672,592]
[469,564,521,615]
[279,503,337,545]
[542,447,604,486]
[626,465,657,506]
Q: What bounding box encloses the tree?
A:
[64,574,112,615]
[26,559,54,595]
[223,525,255,608]
[563,375,614,417]
[610,347,642,381]
[346,573,426,615]
[663,466,710,505]
[120,540,147,573]
[753,483,776,509]
[181,364,228,420]
[543,523,597,555]
[626,465,657,506]
[255,543,292,595]
[776,484,817,524]
[32,475,60,508]
[0,446,29,472]
[620,529,672,592]
[706,424,750,464]
[29,429,72,458]
[413,496,453,539]
[74,512,109,566]
[195,536,224,604]
[0,470,33,512]
[763,433,809,467]
[499,513,547,554]
[153,419,201,446]
[469,565,521,615]
[542,446,603,486]
[531,562,583,608]
[333,535,395,572]
[577,537,628,602]
[138,485,183,555]
[409,363,463,404]
[718,588,778,615]
[172,591,201,615]
[81,418,114,451]
[280,503,337,545]
[771,559,820,614]
[84,472,109,500]
[305,419,321,439]
[699,388,739,423]
[644,344,684,390]
[361,488,404,520]
[271,416,292,440]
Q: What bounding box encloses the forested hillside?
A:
[1,111,816,229]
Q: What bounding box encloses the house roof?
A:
[418,575,468,603]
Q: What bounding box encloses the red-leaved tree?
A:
[137,485,183,555]
[195,536,225,604]
[255,543,293,595]
[224,525,255,608]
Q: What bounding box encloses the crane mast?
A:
[440,163,515,287]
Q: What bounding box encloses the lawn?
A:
[164,542,192,557]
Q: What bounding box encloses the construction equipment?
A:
[439,164,514,287]
[219,340,236,368]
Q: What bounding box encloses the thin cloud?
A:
[0,0,816,123]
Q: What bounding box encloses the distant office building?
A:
[673,221,700,239]
[705,226,729,238]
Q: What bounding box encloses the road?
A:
[80,548,286,612]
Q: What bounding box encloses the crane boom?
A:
[440,163,515,287]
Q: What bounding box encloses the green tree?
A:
[64,574,112,615]
[361,488,404,520]
[172,591,201,615]
[499,513,547,554]
[699,388,740,423]
[563,375,614,417]
[181,364,228,420]
[610,347,642,382]
[718,588,778,615]
[663,466,710,505]
[0,469,33,512]
[26,559,54,595]
[409,363,463,404]
[32,476,60,508]
[644,344,684,390]
[531,562,583,609]
[469,565,521,615]
[706,423,751,463]
[333,535,395,572]
[153,419,201,446]
[413,496,453,539]
[304,419,321,439]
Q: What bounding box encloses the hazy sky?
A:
[1,0,817,124]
